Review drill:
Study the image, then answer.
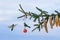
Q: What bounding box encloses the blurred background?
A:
[0,0,60,40]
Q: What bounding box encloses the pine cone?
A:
[55,15,59,27]
[43,19,48,33]
[58,19,60,27]
[49,16,53,29]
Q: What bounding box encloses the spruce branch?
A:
[9,4,60,33]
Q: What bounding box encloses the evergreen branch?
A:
[55,10,60,14]
[32,27,38,32]
[24,22,31,28]
[9,4,60,33]
[36,7,42,11]
[19,4,25,13]
[17,15,25,19]
[9,24,17,31]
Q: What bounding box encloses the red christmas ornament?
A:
[23,27,27,33]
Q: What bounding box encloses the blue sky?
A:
[0,0,60,40]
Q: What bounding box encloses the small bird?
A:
[24,23,31,28]
[9,24,17,31]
